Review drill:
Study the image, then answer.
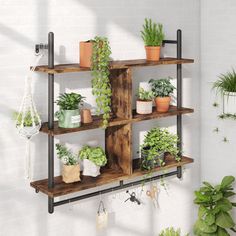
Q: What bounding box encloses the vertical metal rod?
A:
[177,29,182,178]
[48,32,54,213]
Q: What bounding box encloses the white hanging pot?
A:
[83,159,100,177]
[223,92,236,114]
[136,100,153,114]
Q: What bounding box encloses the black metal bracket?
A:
[53,168,180,207]
[35,43,48,55]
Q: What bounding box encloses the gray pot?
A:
[141,147,165,170]
[56,109,81,128]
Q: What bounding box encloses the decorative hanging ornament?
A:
[146,183,159,208]
[15,53,44,179]
[96,200,108,230]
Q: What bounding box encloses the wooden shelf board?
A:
[40,106,194,135]
[30,156,193,198]
[34,58,194,74]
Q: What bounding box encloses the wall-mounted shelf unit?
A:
[31,30,194,213]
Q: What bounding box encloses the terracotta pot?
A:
[62,164,81,183]
[136,100,153,114]
[81,108,93,124]
[80,41,93,68]
[145,46,161,61]
[155,97,171,112]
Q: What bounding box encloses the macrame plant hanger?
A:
[16,53,44,179]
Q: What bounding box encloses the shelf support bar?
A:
[48,32,55,214]
[177,29,183,179]
[53,170,178,207]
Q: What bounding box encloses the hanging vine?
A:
[91,36,112,128]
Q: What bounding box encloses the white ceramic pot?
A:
[223,92,236,114]
[136,100,153,114]
[83,159,100,177]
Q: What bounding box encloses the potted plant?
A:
[80,40,93,68]
[79,145,107,177]
[140,127,180,171]
[55,92,84,128]
[136,88,154,114]
[149,77,175,113]
[141,18,165,61]
[91,36,112,128]
[56,143,80,183]
[14,110,40,127]
[194,176,236,236]
[213,69,236,115]
[159,227,189,236]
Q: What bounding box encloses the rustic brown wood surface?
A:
[30,156,193,197]
[33,58,194,74]
[40,106,193,135]
[105,124,132,175]
[110,68,132,119]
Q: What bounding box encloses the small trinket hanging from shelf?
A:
[146,182,159,208]
[96,200,108,230]
[124,190,141,205]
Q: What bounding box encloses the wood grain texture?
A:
[30,156,193,197]
[33,58,194,74]
[110,68,132,119]
[40,106,194,135]
[105,124,132,175]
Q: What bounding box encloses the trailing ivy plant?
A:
[91,36,112,128]
[194,176,236,236]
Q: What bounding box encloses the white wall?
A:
[201,1,236,183]
[0,1,200,235]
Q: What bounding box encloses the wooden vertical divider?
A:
[105,68,133,175]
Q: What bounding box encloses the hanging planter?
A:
[79,145,107,177]
[141,18,165,61]
[149,77,175,113]
[55,92,84,128]
[56,143,80,183]
[223,92,236,114]
[80,40,93,68]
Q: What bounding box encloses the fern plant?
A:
[91,36,112,128]
[213,69,236,98]
[141,18,165,47]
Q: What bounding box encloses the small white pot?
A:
[223,92,236,114]
[136,100,153,114]
[83,159,100,177]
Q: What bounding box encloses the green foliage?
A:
[212,102,219,108]
[194,176,236,236]
[159,227,189,236]
[149,78,175,97]
[141,127,180,171]
[79,145,107,167]
[218,113,236,120]
[213,69,236,97]
[91,36,112,128]
[137,88,154,101]
[141,18,165,47]
[14,111,40,127]
[56,92,84,110]
[56,143,79,165]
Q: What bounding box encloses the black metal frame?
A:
[35,30,184,214]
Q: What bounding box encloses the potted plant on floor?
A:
[140,127,180,171]
[55,92,84,128]
[149,77,175,113]
[136,88,154,114]
[194,176,236,236]
[159,227,189,236]
[56,143,80,183]
[141,18,165,61]
[79,145,107,177]
[213,69,236,115]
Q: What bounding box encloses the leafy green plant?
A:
[218,113,236,120]
[79,145,107,167]
[149,78,175,97]
[141,18,165,47]
[194,176,236,236]
[141,127,180,171]
[56,143,79,165]
[14,111,40,127]
[159,227,189,236]
[56,92,84,110]
[137,88,154,101]
[91,36,112,128]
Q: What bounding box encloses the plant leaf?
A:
[216,211,235,228]
[217,227,230,236]
[221,176,235,189]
